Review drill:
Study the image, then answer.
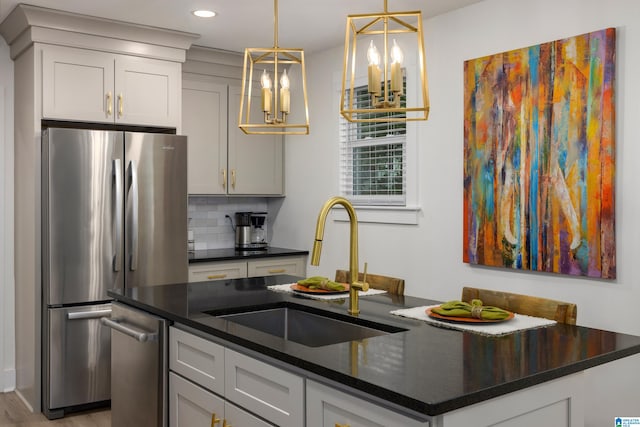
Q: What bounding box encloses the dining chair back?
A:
[335,269,405,296]
[461,286,577,324]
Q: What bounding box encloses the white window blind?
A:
[339,79,407,206]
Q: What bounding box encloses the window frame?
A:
[335,59,421,225]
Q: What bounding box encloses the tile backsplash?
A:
[188,196,269,250]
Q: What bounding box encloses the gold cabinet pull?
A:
[222,420,231,427]
[207,274,227,279]
[268,269,286,274]
[231,169,236,189]
[335,423,350,427]
[222,169,227,189]
[106,92,113,117]
[117,93,123,118]
[210,412,221,427]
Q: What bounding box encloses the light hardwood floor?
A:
[0,393,110,427]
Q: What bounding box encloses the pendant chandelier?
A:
[238,0,310,135]
[340,0,429,123]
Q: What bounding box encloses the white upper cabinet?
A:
[228,85,283,195]
[42,45,181,127]
[182,76,284,196]
[42,46,114,123]
[182,79,227,195]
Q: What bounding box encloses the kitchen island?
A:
[108,275,640,426]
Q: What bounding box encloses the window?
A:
[339,79,407,206]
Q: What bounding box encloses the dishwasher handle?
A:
[101,317,155,343]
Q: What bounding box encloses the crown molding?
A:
[0,4,200,60]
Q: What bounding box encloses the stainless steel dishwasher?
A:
[102,302,168,427]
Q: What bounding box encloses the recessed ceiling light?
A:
[192,10,217,18]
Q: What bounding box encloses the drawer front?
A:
[169,372,225,427]
[188,261,248,282]
[306,380,430,427]
[247,257,306,277]
[169,327,225,396]
[225,348,304,427]
[225,401,274,427]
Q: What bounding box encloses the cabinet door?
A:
[42,45,114,123]
[169,327,225,396]
[170,373,272,427]
[170,372,225,427]
[225,348,303,427]
[182,79,228,194]
[247,256,306,278]
[188,261,248,283]
[115,55,180,127]
[306,380,430,427]
[227,85,284,195]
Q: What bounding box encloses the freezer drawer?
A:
[45,304,112,412]
[104,302,168,427]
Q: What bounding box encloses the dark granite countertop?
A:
[108,275,640,417]
[189,247,309,263]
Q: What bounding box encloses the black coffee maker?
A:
[234,211,268,250]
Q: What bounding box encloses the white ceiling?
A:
[0,0,484,53]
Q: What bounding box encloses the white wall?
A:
[271,0,640,424]
[0,37,15,392]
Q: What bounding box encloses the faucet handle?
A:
[353,262,369,292]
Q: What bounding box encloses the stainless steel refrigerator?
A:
[41,127,188,419]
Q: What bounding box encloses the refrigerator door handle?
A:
[113,159,123,272]
[101,317,154,343]
[67,308,112,320]
[128,160,139,271]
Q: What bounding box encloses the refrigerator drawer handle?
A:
[67,309,112,320]
[100,317,153,343]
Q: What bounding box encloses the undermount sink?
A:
[205,303,407,347]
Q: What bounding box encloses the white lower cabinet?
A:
[188,260,248,283]
[188,255,307,283]
[169,326,304,427]
[170,372,270,427]
[306,380,430,427]
[247,257,306,278]
[225,349,304,427]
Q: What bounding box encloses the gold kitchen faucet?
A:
[311,196,369,314]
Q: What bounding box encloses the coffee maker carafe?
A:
[250,212,268,249]
[234,212,252,250]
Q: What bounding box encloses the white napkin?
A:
[267,283,387,300]
[390,305,556,336]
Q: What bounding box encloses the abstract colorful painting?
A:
[463,28,616,279]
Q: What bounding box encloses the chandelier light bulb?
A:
[280,69,290,89]
[391,39,403,65]
[261,70,272,113]
[367,40,381,66]
[261,69,272,89]
[367,41,381,95]
[280,69,291,114]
